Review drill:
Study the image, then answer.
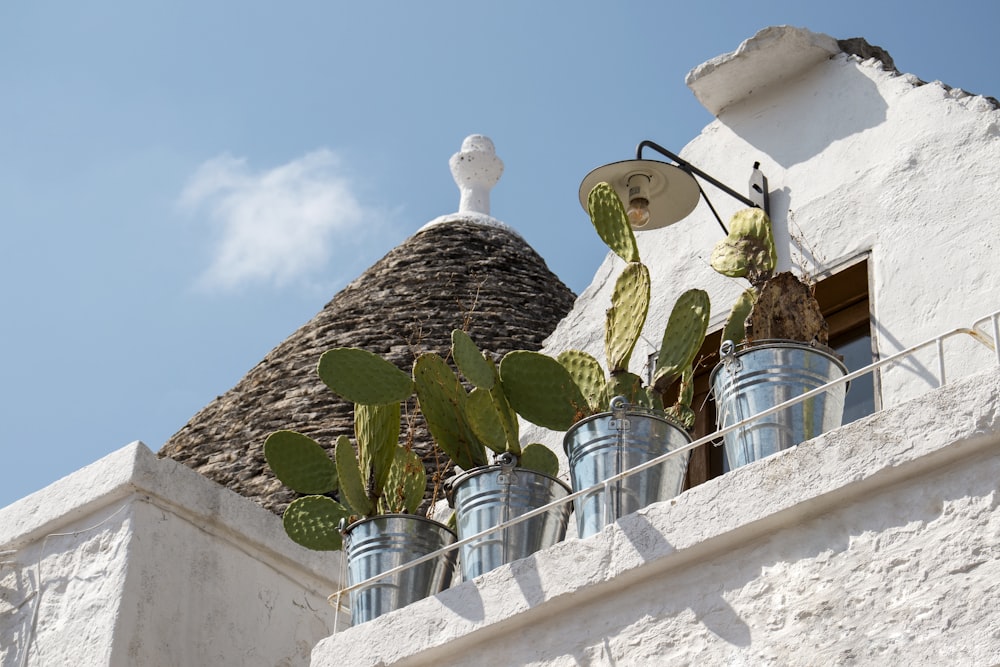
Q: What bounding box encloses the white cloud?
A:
[180,150,376,291]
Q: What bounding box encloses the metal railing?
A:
[329,308,1000,614]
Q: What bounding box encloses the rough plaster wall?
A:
[458,447,1000,666]
[0,502,131,666]
[114,498,338,666]
[312,366,1000,666]
[0,443,343,667]
[524,38,1000,479]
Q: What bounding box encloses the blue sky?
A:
[2,1,998,509]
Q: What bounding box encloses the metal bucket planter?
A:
[563,397,692,539]
[342,514,457,625]
[710,339,849,471]
[449,452,572,580]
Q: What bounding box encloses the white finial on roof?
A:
[418,135,518,236]
[450,135,503,215]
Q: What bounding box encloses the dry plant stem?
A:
[747,271,828,345]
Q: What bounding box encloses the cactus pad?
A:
[282,495,351,551]
[518,443,560,477]
[588,182,640,263]
[379,447,426,515]
[413,353,489,471]
[665,365,696,430]
[605,262,651,373]
[465,387,507,454]
[709,208,776,284]
[488,384,521,455]
[317,347,414,405]
[355,402,400,496]
[722,288,757,345]
[452,329,498,390]
[557,350,607,414]
[606,371,644,408]
[335,435,374,517]
[264,430,338,495]
[652,288,710,394]
[499,350,590,431]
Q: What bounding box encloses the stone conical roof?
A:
[159,136,577,514]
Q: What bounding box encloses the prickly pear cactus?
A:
[413,353,489,471]
[710,207,777,285]
[452,329,498,390]
[605,262,651,373]
[557,350,607,414]
[317,347,414,405]
[335,434,373,517]
[605,371,645,408]
[652,288,711,394]
[588,182,640,263]
[499,350,590,431]
[486,382,521,456]
[452,329,522,455]
[263,430,338,495]
[282,495,351,551]
[355,402,400,496]
[665,365,696,430]
[465,387,507,454]
[722,288,756,346]
[378,447,425,515]
[517,442,559,477]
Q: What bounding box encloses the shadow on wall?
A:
[720,56,888,169]
[551,442,998,662]
[430,432,999,663]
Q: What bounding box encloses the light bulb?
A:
[625,173,653,228]
[627,197,651,228]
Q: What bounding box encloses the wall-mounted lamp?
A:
[579,140,769,234]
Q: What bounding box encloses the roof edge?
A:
[686,25,841,117]
[417,212,522,238]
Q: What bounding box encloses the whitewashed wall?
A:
[313,364,1000,665]
[0,442,346,666]
[525,25,1000,476]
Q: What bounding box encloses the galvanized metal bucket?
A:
[710,339,849,471]
[449,453,572,580]
[563,398,692,539]
[342,514,457,625]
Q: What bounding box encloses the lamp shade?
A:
[579,159,700,230]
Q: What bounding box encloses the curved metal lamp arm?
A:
[636,140,770,234]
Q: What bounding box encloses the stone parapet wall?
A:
[0,442,344,667]
[312,365,1000,665]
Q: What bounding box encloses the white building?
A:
[3,26,999,666]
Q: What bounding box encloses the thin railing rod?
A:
[972,311,1000,364]
[330,309,1000,604]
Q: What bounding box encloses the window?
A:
[682,258,875,488]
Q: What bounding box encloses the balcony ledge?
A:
[313,364,1000,665]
